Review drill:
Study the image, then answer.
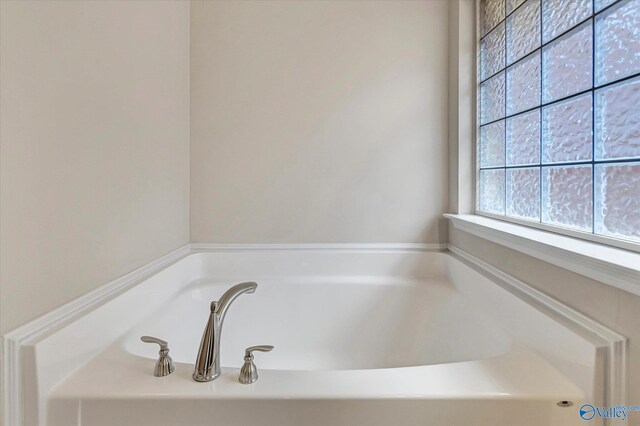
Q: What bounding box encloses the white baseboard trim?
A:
[190,243,448,252]
[1,244,191,426]
[448,244,628,410]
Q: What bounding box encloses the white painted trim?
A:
[1,244,191,426]
[448,244,628,410]
[447,0,476,215]
[190,243,448,252]
[446,214,640,297]
[476,210,640,254]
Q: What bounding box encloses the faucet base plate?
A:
[193,371,221,382]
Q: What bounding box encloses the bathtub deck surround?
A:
[5,245,625,426]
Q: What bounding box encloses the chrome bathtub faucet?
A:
[193,281,258,382]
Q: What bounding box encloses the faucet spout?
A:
[215,281,257,324]
[193,282,257,382]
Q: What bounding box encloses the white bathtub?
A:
[128,276,512,370]
[25,248,616,425]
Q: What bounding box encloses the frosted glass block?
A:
[542,165,593,231]
[596,0,617,11]
[542,0,591,43]
[595,76,640,160]
[507,0,526,14]
[481,0,505,37]
[542,21,593,103]
[480,121,506,167]
[542,93,592,164]
[479,169,506,214]
[507,51,540,115]
[481,23,506,80]
[480,72,505,124]
[506,0,541,65]
[507,167,540,219]
[506,109,541,166]
[595,162,640,240]
[595,0,640,85]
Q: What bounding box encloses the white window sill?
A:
[445,214,640,297]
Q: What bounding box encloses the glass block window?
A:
[478,0,640,243]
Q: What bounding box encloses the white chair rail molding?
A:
[2,0,640,425]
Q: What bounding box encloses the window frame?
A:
[474,0,640,254]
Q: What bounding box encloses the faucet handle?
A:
[141,336,169,350]
[244,345,274,357]
[140,336,174,377]
[239,345,274,384]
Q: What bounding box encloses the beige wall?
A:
[190,0,449,243]
[0,0,191,334]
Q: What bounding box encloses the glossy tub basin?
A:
[128,277,512,370]
[44,250,590,426]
